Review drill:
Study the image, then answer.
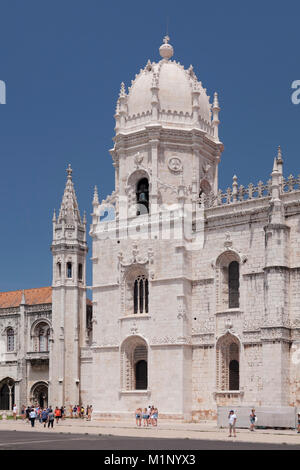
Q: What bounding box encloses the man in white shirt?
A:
[13,404,17,420]
[228,409,237,437]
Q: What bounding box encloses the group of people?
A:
[135,405,158,427]
[16,404,93,427]
[20,406,61,428]
[70,405,93,420]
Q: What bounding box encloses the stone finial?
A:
[272,157,278,173]
[83,211,87,224]
[212,92,220,110]
[119,82,126,98]
[212,92,220,141]
[159,35,174,59]
[67,163,72,179]
[277,145,283,164]
[93,185,99,206]
[52,209,56,223]
[20,290,26,305]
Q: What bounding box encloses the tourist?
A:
[135,407,142,427]
[72,405,77,418]
[60,406,65,420]
[152,407,158,427]
[12,404,17,420]
[249,409,256,431]
[297,413,300,433]
[47,408,55,428]
[21,405,26,421]
[142,408,149,427]
[228,410,237,437]
[147,405,152,426]
[25,406,31,423]
[80,405,85,418]
[54,406,61,423]
[41,408,48,428]
[87,405,93,421]
[29,408,36,428]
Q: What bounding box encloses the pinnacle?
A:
[57,165,82,225]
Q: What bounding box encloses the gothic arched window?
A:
[228,261,239,308]
[136,178,149,215]
[216,334,240,391]
[35,323,50,352]
[7,328,14,352]
[120,338,148,391]
[134,275,148,314]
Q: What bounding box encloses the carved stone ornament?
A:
[168,156,182,173]
[134,152,144,168]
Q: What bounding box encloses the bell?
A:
[139,192,147,202]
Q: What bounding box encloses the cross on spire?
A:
[163,35,170,44]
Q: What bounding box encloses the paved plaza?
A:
[0,418,299,449]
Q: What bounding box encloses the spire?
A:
[57,164,82,225]
[52,209,56,223]
[272,157,278,173]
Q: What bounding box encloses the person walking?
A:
[228,410,237,437]
[25,406,31,423]
[249,409,256,431]
[297,413,300,433]
[80,405,85,419]
[13,404,17,420]
[87,405,93,421]
[60,406,65,421]
[29,408,36,428]
[41,408,48,428]
[21,405,26,421]
[47,408,55,428]
[54,406,61,424]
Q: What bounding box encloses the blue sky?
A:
[0,0,299,291]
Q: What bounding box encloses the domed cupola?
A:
[114,36,220,142]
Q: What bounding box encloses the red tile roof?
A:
[0,287,92,309]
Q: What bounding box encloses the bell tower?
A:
[49,165,88,407]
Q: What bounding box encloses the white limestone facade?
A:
[1,37,300,424]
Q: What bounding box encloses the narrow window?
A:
[78,263,83,281]
[229,360,239,390]
[134,279,139,314]
[228,261,239,308]
[67,262,72,279]
[135,360,148,390]
[133,275,148,314]
[7,329,14,352]
[57,262,61,278]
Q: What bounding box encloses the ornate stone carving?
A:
[168,156,182,173]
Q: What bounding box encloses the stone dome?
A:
[125,38,211,123]
[115,37,220,140]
